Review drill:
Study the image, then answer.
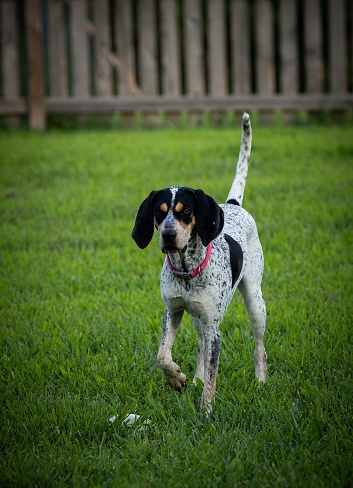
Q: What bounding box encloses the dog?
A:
[132,113,267,414]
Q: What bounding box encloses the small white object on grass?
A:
[108,413,151,428]
[122,414,141,426]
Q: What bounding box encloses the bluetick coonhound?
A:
[132,113,267,414]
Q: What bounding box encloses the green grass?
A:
[1,123,353,487]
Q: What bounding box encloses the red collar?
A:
[165,243,212,279]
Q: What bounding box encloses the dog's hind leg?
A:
[157,308,186,392]
[239,280,267,382]
[238,239,267,383]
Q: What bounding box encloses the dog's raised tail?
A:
[226,112,252,207]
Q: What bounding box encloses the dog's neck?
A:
[167,233,208,274]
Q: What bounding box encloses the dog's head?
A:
[132,187,224,253]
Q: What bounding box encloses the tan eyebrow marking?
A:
[175,202,184,213]
[160,203,168,213]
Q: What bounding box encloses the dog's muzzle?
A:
[161,229,187,254]
[161,229,178,253]
[162,228,177,242]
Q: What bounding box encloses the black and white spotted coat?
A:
[132,113,267,414]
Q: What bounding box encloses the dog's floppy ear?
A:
[132,190,158,249]
[193,189,224,246]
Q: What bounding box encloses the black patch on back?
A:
[226,198,240,206]
[224,234,243,287]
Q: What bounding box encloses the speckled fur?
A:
[132,113,267,415]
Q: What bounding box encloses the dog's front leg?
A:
[157,308,186,392]
[202,326,221,415]
[192,317,205,383]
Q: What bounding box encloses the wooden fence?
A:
[0,0,352,129]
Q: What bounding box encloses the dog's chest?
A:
[160,251,234,320]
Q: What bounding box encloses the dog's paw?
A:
[255,349,267,383]
[256,369,267,383]
[200,395,214,417]
[163,362,186,392]
[169,374,186,392]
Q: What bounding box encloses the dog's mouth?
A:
[162,244,187,254]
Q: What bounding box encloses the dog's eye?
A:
[183,207,191,214]
[155,208,165,217]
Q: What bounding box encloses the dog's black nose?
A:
[162,229,177,241]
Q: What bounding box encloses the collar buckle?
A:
[172,270,191,279]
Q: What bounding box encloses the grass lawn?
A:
[1,121,352,487]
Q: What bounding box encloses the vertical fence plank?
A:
[184,0,204,96]
[114,0,135,96]
[304,0,322,93]
[328,0,346,93]
[231,0,251,94]
[25,0,46,129]
[1,0,20,98]
[280,0,298,93]
[70,0,90,96]
[93,0,112,95]
[138,0,157,95]
[160,0,180,96]
[351,0,353,92]
[254,0,275,94]
[48,0,67,96]
[208,0,226,95]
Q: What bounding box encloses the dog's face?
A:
[132,186,224,252]
[152,187,197,253]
